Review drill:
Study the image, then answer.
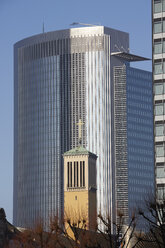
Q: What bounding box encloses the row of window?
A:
[127,109,152,118]
[128,155,153,163]
[128,116,152,125]
[128,127,153,135]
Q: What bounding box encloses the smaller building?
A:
[63,145,97,233]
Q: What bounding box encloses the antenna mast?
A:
[42,21,45,33]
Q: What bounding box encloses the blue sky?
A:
[0,0,152,223]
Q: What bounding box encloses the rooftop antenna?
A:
[42,20,45,33]
[70,22,99,27]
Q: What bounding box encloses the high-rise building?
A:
[152,0,165,200]
[14,26,154,229]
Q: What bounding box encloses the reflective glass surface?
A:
[126,67,154,220]
[154,1,162,13]
[157,167,165,177]
[14,28,114,228]
[154,83,165,95]
[154,0,165,13]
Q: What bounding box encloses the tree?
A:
[6,212,137,248]
[134,195,165,248]
[64,211,137,248]
[11,217,76,248]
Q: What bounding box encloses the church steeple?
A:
[63,146,97,232]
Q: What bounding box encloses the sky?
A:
[0,0,152,223]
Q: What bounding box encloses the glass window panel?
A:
[155,124,164,136]
[163,0,165,11]
[157,167,165,178]
[164,82,165,93]
[163,62,165,73]
[155,63,163,74]
[154,22,162,33]
[163,21,165,32]
[155,103,163,115]
[154,83,163,94]
[156,145,164,157]
[154,42,162,54]
[154,2,162,13]
[163,41,165,52]
[157,185,165,200]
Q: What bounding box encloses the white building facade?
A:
[153,0,165,200]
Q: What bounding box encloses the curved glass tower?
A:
[14,26,154,229]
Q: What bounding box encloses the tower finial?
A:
[76,119,84,146]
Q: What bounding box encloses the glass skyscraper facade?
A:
[152,0,165,201]
[114,64,154,227]
[14,26,154,229]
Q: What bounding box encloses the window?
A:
[156,144,164,157]
[75,196,77,200]
[154,63,163,74]
[155,124,164,136]
[163,20,165,32]
[163,40,165,52]
[74,162,76,187]
[154,83,163,94]
[163,0,165,11]
[70,162,72,187]
[83,161,85,187]
[67,162,69,187]
[67,162,73,188]
[154,21,162,34]
[157,184,165,200]
[155,103,163,115]
[154,41,162,54]
[154,1,162,13]
[80,161,82,187]
[157,167,165,178]
[163,61,165,72]
[76,162,79,187]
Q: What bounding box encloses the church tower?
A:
[63,125,97,231]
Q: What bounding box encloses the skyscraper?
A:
[152,0,165,200]
[14,26,154,229]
